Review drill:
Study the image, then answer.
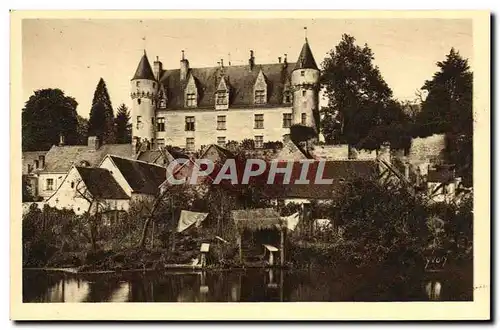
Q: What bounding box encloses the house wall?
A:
[155,106,292,151]
[38,172,67,199]
[311,144,349,160]
[409,134,446,165]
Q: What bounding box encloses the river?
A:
[23,267,472,302]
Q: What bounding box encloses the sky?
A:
[22,18,472,118]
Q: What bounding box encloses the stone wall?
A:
[408,134,446,165]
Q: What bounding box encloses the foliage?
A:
[22,176,34,202]
[114,103,132,144]
[88,78,115,144]
[290,124,317,144]
[22,89,80,151]
[414,49,473,186]
[76,115,89,145]
[320,34,411,150]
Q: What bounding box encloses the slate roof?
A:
[132,52,156,80]
[294,39,318,71]
[158,62,295,109]
[41,144,133,173]
[108,155,166,195]
[22,151,47,174]
[75,167,129,200]
[136,150,166,165]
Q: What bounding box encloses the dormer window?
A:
[255,90,266,104]
[136,81,140,87]
[186,93,196,107]
[283,90,292,104]
[216,91,228,105]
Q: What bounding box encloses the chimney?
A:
[59,134,65,146]
[220,59,224,68]
[180,50,189,81]
[39,155,45,169]
[153,56,163,81]
[278,56,282,64]
[284,53,288,65]
[249,50,255,71]
[88,136,100,151]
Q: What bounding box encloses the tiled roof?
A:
[136,150,166,165]
[294,39,318,71]
[132,52,155,80]
[159,62,295,109]
[41,144,133,173]
[109,155,166,195]
[75,167,129,200]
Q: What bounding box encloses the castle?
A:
[129,37,320,154]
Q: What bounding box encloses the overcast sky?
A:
[22,18,472,118]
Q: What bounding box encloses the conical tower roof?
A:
[132,51,155,81]
[294,38,318,71]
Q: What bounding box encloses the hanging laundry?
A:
[281,212,300,231]
[177,210,209,233]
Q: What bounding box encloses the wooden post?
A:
[280,228,285,267]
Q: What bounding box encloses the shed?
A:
[232,208,286,266]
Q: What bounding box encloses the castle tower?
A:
[291,37,320,133]
[130,51,157,153]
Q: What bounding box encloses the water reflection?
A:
[23,266,472,303]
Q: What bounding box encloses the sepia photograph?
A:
[10,10,490,320]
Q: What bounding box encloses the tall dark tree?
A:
[320,34,410,150]
[114,103,132,143]
[76,115,89,145]
[88,78,115,144]
[22,89,79,151]
[415,48,473,186]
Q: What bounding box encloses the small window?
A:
[136,81,140,87]
[255,90,266,104]
[151,117,155,125]
[254,114,264,129]
[27,164,32,173]
[255,136,264,149]
[301,113,307,125]
[302,90,306,97]
[283,113,292,128]
[186,137,195,151]
[71,182,75,189]
[300,70,305,76]
[136,116,142,130]
[185,116,195,131]
[137,98,142,105]
[217,137,226,147]
[159,99,167,108]
[216,91,228,105]
[34,160,39,169]
[217,115,226,130]
[157,117,165,132]
[284,91,292,103]
[186,93,196,107]
[46,178,54,191]
[156,138,165,150]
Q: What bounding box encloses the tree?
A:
[88,78,115,144]
[114,104,132,143]
[320,34,411,150]
[22,89,79,151]
[415,48,473,185]
[76,115,89,145]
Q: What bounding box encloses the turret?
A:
[130,51,157,154]
[291,37,320,133]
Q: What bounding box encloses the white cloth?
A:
[281,212,300,231]
[177,210,208,233]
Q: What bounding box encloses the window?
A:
[159,99,166,108]
[71,182,75,189]
[217,137,226,147]
[186,93,196,107]
[302,90,306,97]
[137,98,141,105]
[46,178,54,191]
[156,138,165,150]
[255,90,266,104]
[301,113,307,125]
[186,138,195,151]
[151,117,155,125]
[301,70,305,76]
[255,136,264,149]
[136,116,142,130]
[254,114,264,129]
[216,91,228,105]
[27,164,32,173]
[283,134,291,141]
[34,160,39,169]
[284,91,292,103]
[136,81,140,87]
[157,117,165,132]
[283,113,292,128]
[217,115,226,130]
[185,116,195,131]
